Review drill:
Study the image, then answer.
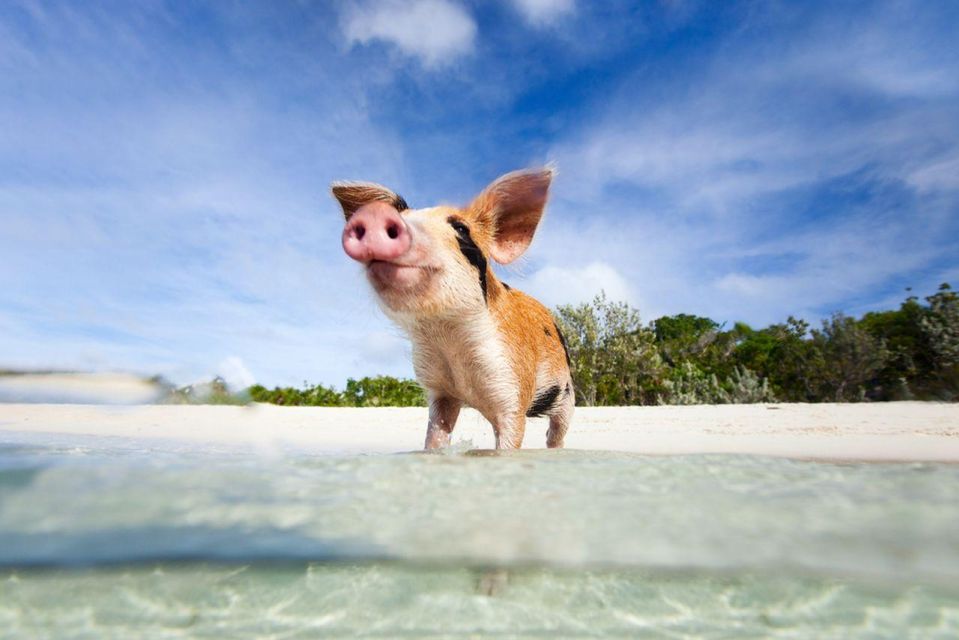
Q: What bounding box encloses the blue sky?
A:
[1,0,958,388]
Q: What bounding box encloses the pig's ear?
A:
[331,181,409,220]
[469,168,554,264]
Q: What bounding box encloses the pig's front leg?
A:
[425,396,462,450]
[493,413,526,450]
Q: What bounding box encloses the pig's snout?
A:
[342,203,411,263]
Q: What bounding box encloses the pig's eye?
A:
[448,219,470,236]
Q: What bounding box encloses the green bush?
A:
[554,293,668,406]
[554,284,955,405]
[343,376,426,407]
[246,376,425,407]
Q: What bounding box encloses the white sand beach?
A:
[1,402,957,461]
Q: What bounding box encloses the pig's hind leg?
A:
[425,396,462,450]
[546,384,575,448]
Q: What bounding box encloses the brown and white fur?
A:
[333,168,573,450]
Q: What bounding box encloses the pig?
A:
[332,168,574,450]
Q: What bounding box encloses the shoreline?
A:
[1,402,957,461]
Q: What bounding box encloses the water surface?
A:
[1,431,957,637]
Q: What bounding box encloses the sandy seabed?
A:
[1,401,957,461]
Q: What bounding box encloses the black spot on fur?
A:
[543,326,552,337]
[393,194,409,212]
[565,382,572,398]
[554,322,571,368]
[502,282,511,290]
[527,385,561,418]
[447,217,487,302]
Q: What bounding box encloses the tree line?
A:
[553,283,957,405]
[166,375,426,407]
[168,283,957,406]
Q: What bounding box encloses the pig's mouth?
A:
[366,260,437,290]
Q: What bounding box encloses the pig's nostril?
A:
[386,224,399,240]
[354,224,366,240]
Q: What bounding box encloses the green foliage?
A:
[810,313,888,401]
[247,381,344,406]
[859,297,926,400]
[921,284,959,366]
[343,376,426,407]
[553,284,955,406]
[732,317,818,402]
[654,314,721,366]
[919,284,959,399]
[165,377,248,405]
[723,366,778,404]
[664,361,726,405]
[664,363,778,405]
[554,293,668,406]
[855,284,958,400]
[654,313,739,381]
[247,375,425,407]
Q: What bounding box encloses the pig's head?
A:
[333,168,553,319]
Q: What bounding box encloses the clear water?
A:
[1,432,957,638]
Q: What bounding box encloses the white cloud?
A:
[343,0,476,68]
[509,0,574,26]
[216,356,257,390]
[0,2,414,387]
[908,154,959,193]
[521,262,634,309]
[535,6,959,327]
[351,329,413,373]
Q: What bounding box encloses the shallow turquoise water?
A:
[0,432,957,637]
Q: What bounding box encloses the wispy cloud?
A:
[0,2,416,385]
[508,0,575,26]
[0,1,956,385]
[342,0,476,68]
[517,262,634,309]
[507,1,959,326]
